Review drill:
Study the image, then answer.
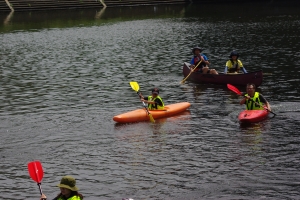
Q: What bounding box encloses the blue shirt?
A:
[190,53,208,65]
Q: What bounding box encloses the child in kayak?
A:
[140,88,164,110]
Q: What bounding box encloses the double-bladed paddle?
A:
[227,84,276,116]
[180,60,202,84]
[28,160,46,200]
[130,81,155,123]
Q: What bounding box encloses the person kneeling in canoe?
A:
[240,83,271,111]
[140,88,164,110]
[40,176,83,200]
[225,51,247,74]
[190,46,218,75]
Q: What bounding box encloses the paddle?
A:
[28,160,46,199]
[130,81,155,123]
[227,84,276,116]
[180,60,202,84]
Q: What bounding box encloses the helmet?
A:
[229,51,239,58]
[192,46,202,55]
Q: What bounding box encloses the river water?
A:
[0,2,299,200]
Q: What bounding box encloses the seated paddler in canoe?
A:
[139,88,165,110]
[225,51,248,74]
[190,46,218,75]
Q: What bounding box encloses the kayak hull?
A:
[182,62,263,87]
[113,102,191,123]
[238,109,269,123]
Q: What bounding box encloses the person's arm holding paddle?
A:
[258,94,271,111]
[190,56,204,71]
[139,92,156,105]
[141,97,163,107]
[240,84,272,112]
[141,88,164,110]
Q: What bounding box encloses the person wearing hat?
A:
[190,47,218,75]
[40,176,83,200]
[225,51,247,74]
[139,88,164,110]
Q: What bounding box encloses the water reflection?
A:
[95,7,106,19]
[3,11,13,26]
[114,110,191,135]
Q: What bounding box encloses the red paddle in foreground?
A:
[227,84,276,116]
[28,160,46,199]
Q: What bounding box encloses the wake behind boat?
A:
[113,102,191,123]
[182,62,263,87]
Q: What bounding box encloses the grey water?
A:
[0,2,299,200]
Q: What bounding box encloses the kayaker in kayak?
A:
[190,46,218,75]
[240,83,271,111]
[40,176,83,200]
[140,88,164,110]
[225,51,247,74]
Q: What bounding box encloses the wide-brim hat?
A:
[192,47,202,54]
[57,176,79,191]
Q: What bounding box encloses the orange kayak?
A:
[113,102,191,123]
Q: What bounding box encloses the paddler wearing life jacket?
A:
[139,88,164,110]
[240,83,271,111]
[40,176,83,200]
[225,51,247,74]
[190,46,218,75]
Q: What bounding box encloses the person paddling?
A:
[40,176,83,200]
[139,88,164,110]
[240,83,271,111]
[225,51,247,74]
[190,46,218,75]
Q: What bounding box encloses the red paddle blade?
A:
[227,84,242,95]
[28,161,44,183]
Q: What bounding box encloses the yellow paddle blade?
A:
[130,81,139,92]
[149,113,155,123]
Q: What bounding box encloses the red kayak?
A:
[238,107,269,123]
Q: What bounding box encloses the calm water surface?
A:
[0,2,299,200]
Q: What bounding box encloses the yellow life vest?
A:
[245,92,263,110]
[57,195,82,200]
[147,95,164,110]
[226,59,243,72]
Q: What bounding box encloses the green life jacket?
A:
[245,92,263,110]
[147,95,164,110]
[57,195,82,200]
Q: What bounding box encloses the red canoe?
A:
[113,102,191,123]
[238,108,269,123]
[182,62,263,87]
